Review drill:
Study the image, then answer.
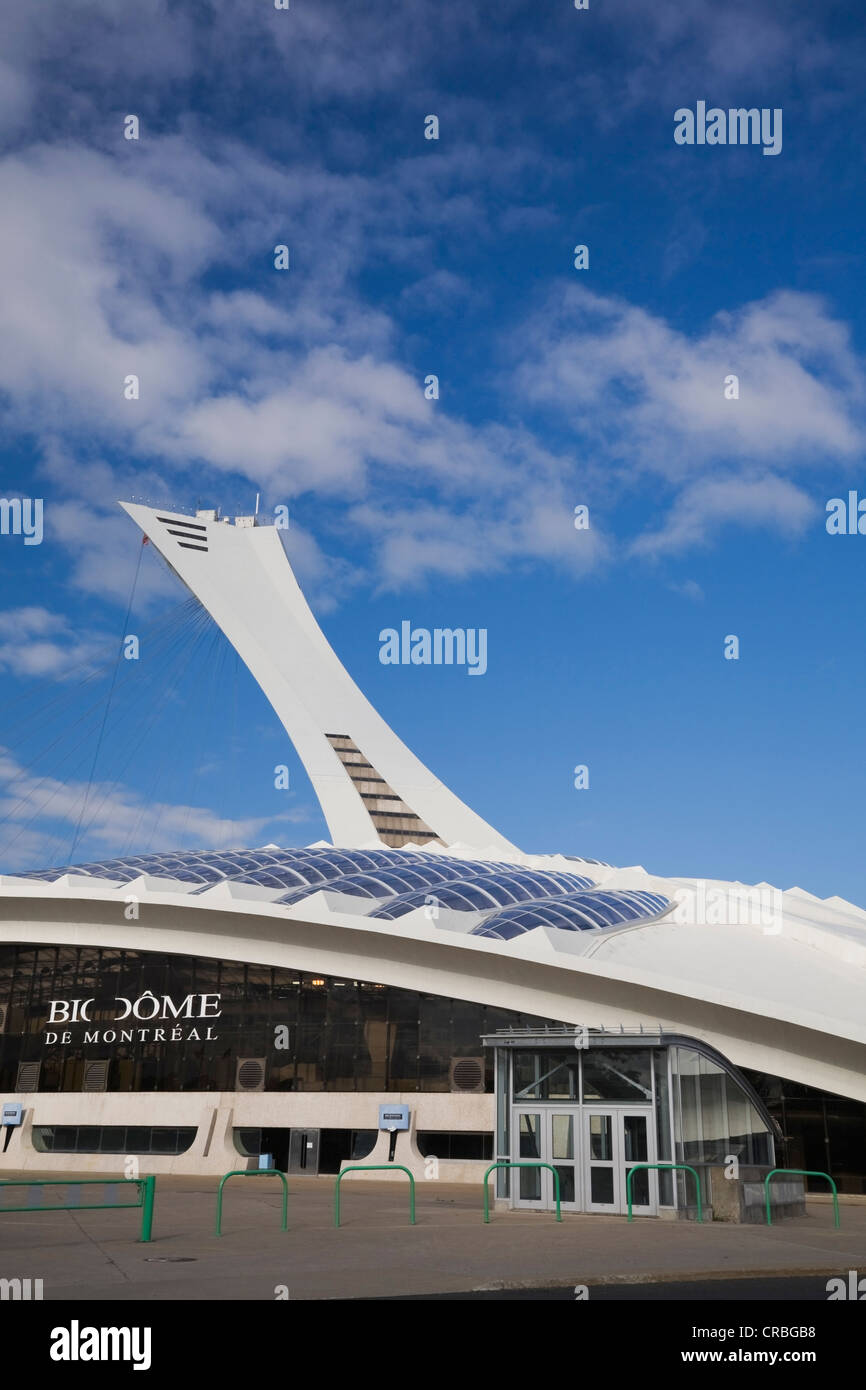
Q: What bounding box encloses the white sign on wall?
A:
[42,992,222,1045]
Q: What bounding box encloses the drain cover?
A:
[144,1257,197,1263]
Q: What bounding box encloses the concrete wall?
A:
[708,1165,806,1223]
[0,1089,494,1178]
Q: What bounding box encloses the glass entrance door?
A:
[585,1111,617,1212]
[512,1107,657,1214]
[514,1110,544,1207]
[583,1110,656,1215]
[548,1111,578,1210]
[513,1110,581,1210]
[621,1112,654,1215]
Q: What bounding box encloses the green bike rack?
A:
[626,1163,703,1223]
[215,1169,288,1236]
[0,1175,155,1242]
[764,1168,839,1228]
[334,1164,416,1228]
[482,1161,562,1223]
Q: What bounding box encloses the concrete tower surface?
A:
[119,502,516,853]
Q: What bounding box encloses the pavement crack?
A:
[66,1211,132,1284]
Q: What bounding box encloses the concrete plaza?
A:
[0,1174,863,1301]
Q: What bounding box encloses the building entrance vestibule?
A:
[485,1028,779,1219]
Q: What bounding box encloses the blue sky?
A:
[0,0,865,905]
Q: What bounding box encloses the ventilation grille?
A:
[449,1057,485,1093]
[326,733,444,848]
[236,1058,266,1091]
[83,1060,110,1092]
[15,1061,41,1093]
[156,514,209,553]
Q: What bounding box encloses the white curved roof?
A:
[2,841,865,1103]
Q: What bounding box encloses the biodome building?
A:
[0,503,864,1219]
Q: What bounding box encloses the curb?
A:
[469,1266,847,1292]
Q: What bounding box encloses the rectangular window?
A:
[416,1131,493,1161]
[582,1048,652,1104]
[33,1125,196,1154]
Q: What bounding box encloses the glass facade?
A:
[743,1069,866,1194]
[672,1047,773,1167]
[512,1048,654,1104]
[670,1046,774,1209]
[0,943,555,1094]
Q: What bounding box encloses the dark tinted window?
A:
[34,1126,196,1154]
[0,943,559,1095]
[416,1132,493,1161]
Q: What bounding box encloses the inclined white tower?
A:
[120,502,517,853]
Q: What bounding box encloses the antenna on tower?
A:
[255,492,260,516]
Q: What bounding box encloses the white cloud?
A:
[535,0,856,126]
[668,579,705,602]
[0,58,31,135]
[0,747,310,870]
[1,0,853,137]
[278,525,362,615]
[0,27,858,602]
[0,145,214,437]
[0,607,106,678]
[42,496,179,607]
[397,269,479,317]
[0,826,69,873]
[175,348,429,492]
[0,132,612,593]
[631,475,817,558]
[518,285,865,480]
[350,481,609,589]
